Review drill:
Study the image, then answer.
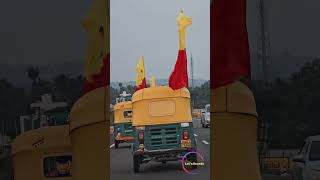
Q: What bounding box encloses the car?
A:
[292,135,320,180]
[201,104,210,128]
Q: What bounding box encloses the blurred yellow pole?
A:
[211,81,262,180]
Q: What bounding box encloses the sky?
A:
[0,0,90,65]
[110,0,210,82]
[1,0,320,81]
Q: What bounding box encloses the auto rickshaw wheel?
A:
[202,123,205,128]
[133,155,141,173]
[187,153,198,169]
[114,139,119,148]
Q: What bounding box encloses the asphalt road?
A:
[262,174,292,180]
[110,118,210,180]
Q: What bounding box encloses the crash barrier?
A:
[260,156,293,175]
[260,149,299,175]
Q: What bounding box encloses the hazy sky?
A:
[1,0,320,81]
[0,0,90,65]
[110,0,210,82]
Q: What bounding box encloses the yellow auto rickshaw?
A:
[112,101,134,148]
[131,86,197,173]
[11,125,72,180]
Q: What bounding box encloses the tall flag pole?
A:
[169,10,192,90]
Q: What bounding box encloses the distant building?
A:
[19,94,68,134]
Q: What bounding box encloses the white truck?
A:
[292,135,320,180]
[201,104,210,128]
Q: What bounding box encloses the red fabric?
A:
[136,78,146,91]
[211,0,251,89]
[83,53,110,94]
[169,49,188,90]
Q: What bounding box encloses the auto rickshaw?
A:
[131,86,197,173]
[11,125,72,180]
[112,101,134,148]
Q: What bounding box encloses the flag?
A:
[83,53,109,94]
[136,56,146,91]
[169,11,191,90]
[211,0,251,89]
[169,50,188,90]
[150,76,156,88]
[82,0,109,94]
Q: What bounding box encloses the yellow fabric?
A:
[136,56,146,86]
[177,10,192,50]
[132,86,192,126]
[150,76,156,88]
[211,81,261,180]
[113,101,132,123]
[82,0,109,80]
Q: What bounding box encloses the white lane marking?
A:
[194,134,198,137]
[202,140,209,145]
[110,144,115,148]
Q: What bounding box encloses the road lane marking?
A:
[110,144,115,148]
[202,140,209,145]
[194,134,198,137]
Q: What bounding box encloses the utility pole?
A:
[257,0,271,168]
[190,52,195,110]
[190,53,194,89]
[257,0,271,85]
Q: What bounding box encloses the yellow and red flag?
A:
[82,0,110,94]
[136,56,147,91]
[169,11,192,90]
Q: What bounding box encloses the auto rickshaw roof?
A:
[132,86,190,102]
[11,125,71,155]
[113,101,132,111]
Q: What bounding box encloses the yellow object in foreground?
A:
[69,87,109,180]
[212,81,261,180]
[82,0,109,80]
[11,125,72,180]
[132,86,192,126]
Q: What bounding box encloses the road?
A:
[110,118,210,180]
[263,174,292,180]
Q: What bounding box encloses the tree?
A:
[27,66,40,85]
